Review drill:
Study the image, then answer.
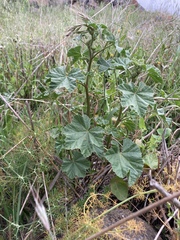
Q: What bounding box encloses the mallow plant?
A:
[44,17,163,200]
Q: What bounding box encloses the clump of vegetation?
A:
[0,0,180,239]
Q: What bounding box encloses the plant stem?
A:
[85,81,90,117]
[115,105,123,127]
[106,134,112,149]
[85,39,94,117]
[106,106,123,148]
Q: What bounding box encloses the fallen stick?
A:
[150,179,180,209]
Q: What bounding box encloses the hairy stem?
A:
[85,35,94,117]
[106,106,123,148]
[115,105,123,127]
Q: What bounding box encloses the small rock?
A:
[94,208,162,240]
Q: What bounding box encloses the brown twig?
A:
[85,191,180,240]
[143,120,162,140]
[154,97,180,101]
[150,179,180,209]
[158,128,171,174]
[25,100,35,132]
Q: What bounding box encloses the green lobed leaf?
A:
[112,57,131,70]
[157,128,172,138]
[146,64,163,83]
[49,128,60,139]
[97,56,131,72]
[97,57,112,72]
[118,82,154,116]
[143,152,158,169]
[62,115,104,158]
[46,66,85,93]
[105,138,143,186]
[67,46,82,64]
[69,68,85,83]
[121,119,136,132]
[110,176,128,201]
[115,44,124,54]
[55,139,65,155]
[62,151,90,179]
[157,108,165,116]
[101,27,116,43]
